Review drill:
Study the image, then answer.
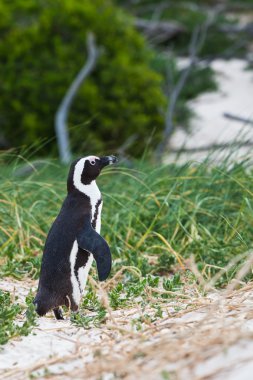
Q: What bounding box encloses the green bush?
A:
[0,0,166,156]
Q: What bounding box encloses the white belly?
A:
[70,240,95,306]
[78,199,102,289]
[70,192,103,306]
[69,240,81,305]
[77,253,93,293]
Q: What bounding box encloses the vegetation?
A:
[0,0,166,156]
[0,290,37,345]
[116,0,252,58]
[2,0,244,158]
[0,152,253,342]
[1,0,252,349]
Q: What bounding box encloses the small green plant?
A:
[161,370,172,380]
[163,273,182,292]
[70,287,107,328]
[0,290,37,345]
[70,308,107,329]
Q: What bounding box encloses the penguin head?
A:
[68,155,118,191]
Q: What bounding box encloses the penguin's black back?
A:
[35,191,91,314]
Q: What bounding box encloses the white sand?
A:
[166,59,253,164]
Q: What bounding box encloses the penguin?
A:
[34,155,117,319]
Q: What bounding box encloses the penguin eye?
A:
[90,160,96,166]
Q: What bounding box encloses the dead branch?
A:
[219,22,253,36]
[134,18,185,44]
[169,140,253,154]
[223,112,253,126]
[55,33,100,164]
[155,27,200,161]
[13,160,49,177]
[155,10,219,161]
[0,133,9,149]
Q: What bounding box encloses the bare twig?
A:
[219,22,253,35]
[223,112,253,126]
[155,27,200,160]
[134,18,185,44]
[169,140,253,154]
[155,10,220,161]
[226,251,253,292]
[55,33,100,164]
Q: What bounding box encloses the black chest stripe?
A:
[74,248,90,290]
[92,199,102,229]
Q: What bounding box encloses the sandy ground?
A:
[166,59,253,164]
[1,277,253,380]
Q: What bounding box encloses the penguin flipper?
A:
[77,218,112,281]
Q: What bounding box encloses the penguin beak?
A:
[100,155,118,168]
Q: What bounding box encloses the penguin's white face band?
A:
[71,155,117,191]
[73,156,100,189]
[87,156,98,165]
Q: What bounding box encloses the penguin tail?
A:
[33,294,50,317]
[33,300,47,317]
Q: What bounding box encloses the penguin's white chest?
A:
[70,182,103,306]
[70,245,94,306]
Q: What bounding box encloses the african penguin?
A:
[34,155,117,319]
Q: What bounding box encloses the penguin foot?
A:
[53,307,64,320]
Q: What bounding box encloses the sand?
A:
[1,276,253,380]
[166,59,253,164]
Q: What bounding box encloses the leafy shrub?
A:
[0,0,166,156]
[0,290,37,345]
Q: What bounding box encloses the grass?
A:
[0,152,253,343]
